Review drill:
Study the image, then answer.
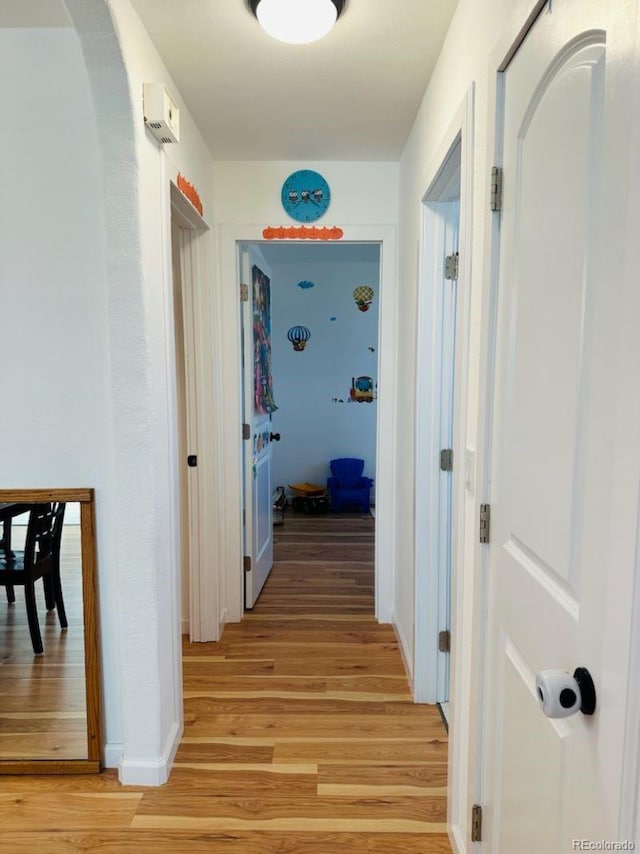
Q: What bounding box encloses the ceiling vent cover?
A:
[143,83,180,144]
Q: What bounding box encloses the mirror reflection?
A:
[0,491,100,771]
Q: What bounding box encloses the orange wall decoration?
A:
[176,173,203,217]
[263,226,344,241]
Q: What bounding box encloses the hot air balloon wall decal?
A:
[353,285,374,312]
[287,325,311,352]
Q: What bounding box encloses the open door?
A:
[242,248,276,609]
[171,214,200,639]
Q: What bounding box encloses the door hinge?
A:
[242,423,251,440]
[244,555,252,573]
[444,252,459,280]
[479,503,491,544]
[471,804,483,842]
[187,454,197,467]
[490,166,503,212]
[240,283,249,302]
[440,448,453,472]
[438,630,451,653]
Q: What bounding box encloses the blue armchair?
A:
[327,458,374,514]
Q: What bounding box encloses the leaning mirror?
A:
[0,489,101,773]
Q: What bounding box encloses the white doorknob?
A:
[535,667,596,718]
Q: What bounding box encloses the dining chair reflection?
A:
[0,502,67,655]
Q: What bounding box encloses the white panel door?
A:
[242,250,275,609]
[483,1,638,850]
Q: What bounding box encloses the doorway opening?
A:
[169,183,219,643]
[240,241,382,611]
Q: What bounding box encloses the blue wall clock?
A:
[281,169,331,223]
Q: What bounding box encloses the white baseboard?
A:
[103,742,123,769]
[118,719,182,786]
[391,611,414,689]
[450,822,465,854]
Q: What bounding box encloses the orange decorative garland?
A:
[263,226,344,241]
[176,173,203,216]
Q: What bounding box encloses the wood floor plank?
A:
[0,792,142,829]
[132,815,447,834]
[136,793,446,822]
[183,713,439,739]
[184,696,389,715]
[367,834,453,853]
[0,830,371,853]
[318,763,449,788]
[273,739,448,764]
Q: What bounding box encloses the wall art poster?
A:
[253,264,278,414]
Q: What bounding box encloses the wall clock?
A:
[281,169,331,223]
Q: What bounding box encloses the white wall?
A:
[0,20,123,760]
[265,247,380,494]
[104,0,217,782]
[213,161,398,225]
[1,0,218,784]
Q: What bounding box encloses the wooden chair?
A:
[0,502,67,655]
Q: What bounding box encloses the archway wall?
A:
[1,0,216,783]
[64,0,218,783]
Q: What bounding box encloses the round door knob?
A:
[270,432,281,441]
[535,667,596,718]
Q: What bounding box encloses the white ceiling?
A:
[130,0,459,161]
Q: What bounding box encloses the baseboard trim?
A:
[450,822,465,854]
[118,719,182,786]
[103,742,124,769]
[391,612,414,691]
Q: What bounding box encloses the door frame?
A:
[217,224,398,625]
[411,86,476,852]
[414,116,465,707]
[471,0,640,848]
[169,182,222,643]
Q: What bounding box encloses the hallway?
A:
[174,512,451,850]
[0,513,451,852]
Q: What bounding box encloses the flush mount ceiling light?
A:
[249,0,345,45]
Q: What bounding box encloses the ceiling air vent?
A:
[143,83,180,144]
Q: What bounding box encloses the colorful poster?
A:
[253,265,278,414]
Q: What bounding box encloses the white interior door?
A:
[482,1,638,849]
[242,248,275,609]
[171,217,200,640]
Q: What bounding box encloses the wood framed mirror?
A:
[0,489,101,774]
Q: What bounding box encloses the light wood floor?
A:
[0,525,88,760]
[0,512,452,853]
